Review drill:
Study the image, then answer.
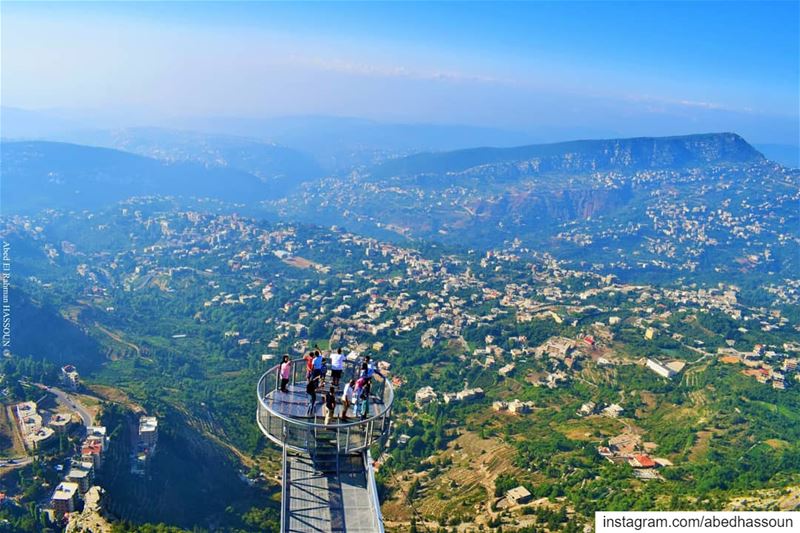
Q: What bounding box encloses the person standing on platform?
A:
[304,351,314,381]
[311,351,324,380]
[320,356,329,386]
[279,355,291,393]
[360,380,372,420]
[331,347,345,387]
[340,378,355,420]
[306,374,320,416]
[353,376,367,417]
[324,385,337,425]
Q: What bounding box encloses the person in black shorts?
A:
[324,385,337,425]
[306,374,320,416]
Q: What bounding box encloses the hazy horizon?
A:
[2,1,798,146]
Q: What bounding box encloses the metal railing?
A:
[364,449,386,533]
[256,357,394,454]
[279,435,289,533]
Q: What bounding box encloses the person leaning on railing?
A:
[360,355,384,379]
[340,378,355,420]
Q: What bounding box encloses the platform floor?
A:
[263,382,384,421]
[284,452,381,533]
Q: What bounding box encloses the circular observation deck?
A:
[256,358,394,454]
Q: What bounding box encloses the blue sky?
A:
[2,1,798,143]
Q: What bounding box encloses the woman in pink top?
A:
[279,355,291,393]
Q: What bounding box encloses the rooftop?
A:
[139,416,158,433]
[52,482,79,501]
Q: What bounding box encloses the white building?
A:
[52,482,80,516]
[139,416,158,449]
[66,462,93,494]
[646,359,675,379]
[498,363,516,377]
[492,401,508,411]
[415,386,437,407]
[61,365,80,390]
[602,404,624,418]
[578,401,596,416]
[508,399,534,414]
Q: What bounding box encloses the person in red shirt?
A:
[303,351,314,381]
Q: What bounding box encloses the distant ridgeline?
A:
[371,132,765,181]
[5,287,106,369]
[257,132,798,282]
[3,133,797,283]
[0,139,321,214]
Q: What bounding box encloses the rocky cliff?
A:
[373,133,765,182]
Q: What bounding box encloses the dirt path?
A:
[94,322,153,361]
[1,405,26,457]
[689,430,712,462]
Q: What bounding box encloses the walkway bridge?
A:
[257,358,393,532]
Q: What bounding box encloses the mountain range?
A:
[0,141,307,214]
[372,132,765,181]
[2,132,794,275]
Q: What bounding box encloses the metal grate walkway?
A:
[282,450,383,533]
[258,359,392,533]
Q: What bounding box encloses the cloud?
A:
[622,94,757,115]
[289,54,510,85]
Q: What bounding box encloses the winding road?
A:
[40,384,94,427]
[1,384,94,469]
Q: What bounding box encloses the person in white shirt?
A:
[340,379,355,420]
[331,347,346,387]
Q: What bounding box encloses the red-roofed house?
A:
[81,443,103,469]
[629,454,656,468]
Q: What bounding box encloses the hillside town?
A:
[1,200,798,530]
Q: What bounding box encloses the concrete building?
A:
[646,359,675,379]
[578,401,596,416]
[492,401,508,411]
[85,426,108,449]
[456,387,484,402]
[52,482,80,517]
[414,386,437,407]
[508,399,534,414]
[629,455,657,468]
[61,365,80,390]
[602,404,624,418]
[139,416,158,449]
[49,413,73,434]
[81,441,104,469]
[66,464,93,494]
[498,363,515,377]
[16,401,55,450]
[506,486,532,505]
